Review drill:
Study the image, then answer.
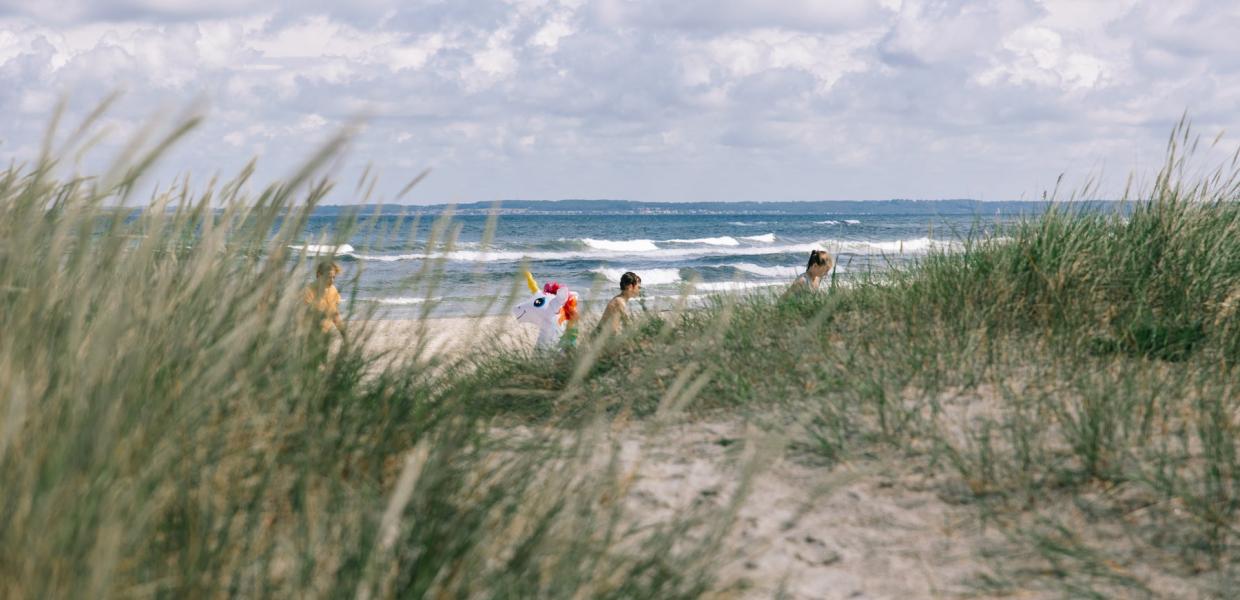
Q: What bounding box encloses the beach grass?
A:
[5,106,1240,597]
[460,121,1240,596]
[0,110,742,598]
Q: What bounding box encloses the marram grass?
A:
[0,112,738,599]
[463,121,1240,596]
[7,106,1240,598]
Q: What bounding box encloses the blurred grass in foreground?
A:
[0,107,741,598]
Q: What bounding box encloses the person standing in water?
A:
[304,260,346,336]
[785,249,833,296]
[597,271,641,335]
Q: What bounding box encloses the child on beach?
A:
[597,271,641,335]
[785,250,833,296]
[304,260,345,335]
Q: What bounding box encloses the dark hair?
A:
[316,261,340,278]
[806,250,832,270]
[620,271,641,291]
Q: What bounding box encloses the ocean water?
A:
[292,206,1036,318]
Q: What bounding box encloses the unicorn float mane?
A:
[513,272,580,350]
[542,282,579,325]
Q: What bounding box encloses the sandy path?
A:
[612,419,1006,599]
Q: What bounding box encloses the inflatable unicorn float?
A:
[512,271,579,350]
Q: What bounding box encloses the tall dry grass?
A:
[0,107,740,598]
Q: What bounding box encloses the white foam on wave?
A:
[815,220,840,225]
[349,242,821,263]
[728,221,767,226]
[741,233,776,243]
[582,238,659,252]
[845,219,861,225]
[664,236,740,246]
[592,266,682,285]
[690,280,786,292]
[728,263,801,279]
[347,236,957,263]
[291,243,355,254]
[832,237,956,254]
[351,252,419,262]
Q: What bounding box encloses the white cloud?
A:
[593,0,888,32]
[688,27,878,96]
[381,34,445,70]
[977,25,1111,90]
[0,0,1237,202]
[529,13,573,49]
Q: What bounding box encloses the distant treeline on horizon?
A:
[312,199,1124,217]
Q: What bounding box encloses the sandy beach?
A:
[358,304,664,361]
[360,315,536,363]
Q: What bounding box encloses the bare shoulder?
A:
[600,295,626,320]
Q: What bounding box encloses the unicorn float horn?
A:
[513,271,579,351]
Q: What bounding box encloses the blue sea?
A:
[292,203,1046,318]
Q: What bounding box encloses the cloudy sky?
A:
[0,0,1237,203]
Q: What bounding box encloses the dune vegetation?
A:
[0,109,737,599]
[3,109,1239,598]
[470,122,1240,597]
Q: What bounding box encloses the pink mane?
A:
[543,282,563,295]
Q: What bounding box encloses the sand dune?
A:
[357,316,1003,598]
[609,419,995,599]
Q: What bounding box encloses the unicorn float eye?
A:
[514,271,580,350]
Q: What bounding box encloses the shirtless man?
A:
[597,271,641,335]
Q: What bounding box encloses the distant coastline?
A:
[312,198,1105,217]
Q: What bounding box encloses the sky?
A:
[0,0,1238,204]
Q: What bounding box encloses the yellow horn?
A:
[524,271,539,294]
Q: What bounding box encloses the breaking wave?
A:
[689,280,787,292]
[346,237,957,263]
[664,236,740,246]
[591,267,683,285]
[741,233,776,243]
[582,238,659,252]
[290,243,355,254]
